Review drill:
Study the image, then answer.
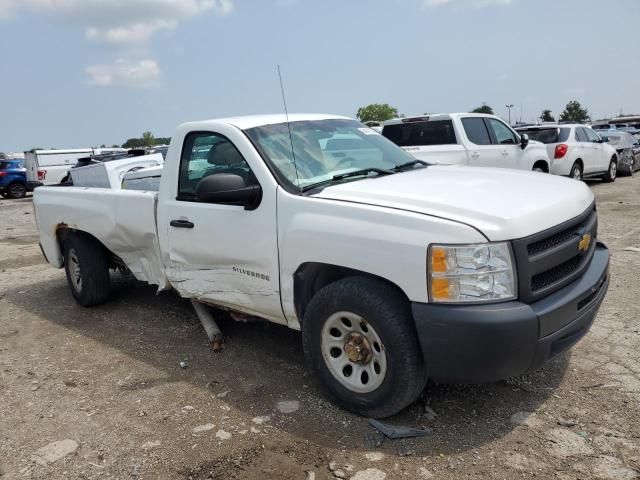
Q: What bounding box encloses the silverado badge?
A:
[578,233,591,254]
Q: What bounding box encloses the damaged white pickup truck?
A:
[34,114,610,418]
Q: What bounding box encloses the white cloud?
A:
[0,0,233,45]
[86,59,160,88]
[423,0,513,8]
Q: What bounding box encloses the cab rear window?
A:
[382,120,457,147]
[519,128,570,144]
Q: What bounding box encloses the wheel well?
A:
[56,227,122,269]
[293,262,408,322]
[532,160,549,173]
[574,159,584,170]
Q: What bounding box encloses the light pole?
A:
[506,104,514,125]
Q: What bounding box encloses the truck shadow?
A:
[6,273,567,457]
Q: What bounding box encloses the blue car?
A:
[0,159,30,199]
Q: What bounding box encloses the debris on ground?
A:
[623,246,640,253]
[557,418,578,427]
[192,424,215,434]
[179,361,188,369]
[364,431,385,449]
[32,439,79,465]
[423,405,438,421]
[368,419,432,440]
[276,400,300,414]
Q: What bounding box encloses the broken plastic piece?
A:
[368,419,432,440]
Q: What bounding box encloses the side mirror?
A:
[520,133,529,150]
[599,136,608,143]
[196,173,261,210]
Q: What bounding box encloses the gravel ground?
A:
[1,177,639,480]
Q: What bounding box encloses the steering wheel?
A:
[335,156,358,169]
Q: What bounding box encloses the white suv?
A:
[515,124,618,182]
[382,113,551,173]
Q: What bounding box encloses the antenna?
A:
[277,65,300,189]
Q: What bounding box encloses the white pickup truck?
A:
[34,114,609,418]
[382,113,551,172]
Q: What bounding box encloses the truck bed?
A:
[34,187,169,289]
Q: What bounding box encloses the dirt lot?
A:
[1,177,639,480]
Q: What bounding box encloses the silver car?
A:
[604,132,640,176]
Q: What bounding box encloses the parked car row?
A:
[377,113,633,183]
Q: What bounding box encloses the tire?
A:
[63,234,110,306]
[7,182,27,199]
[302,276,426,418]
[570,162,583,181]
[602,157,617,183]
[627,159,634,177]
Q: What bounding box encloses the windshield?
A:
[244,119,417,191]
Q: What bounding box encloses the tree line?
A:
[356,100,592,124]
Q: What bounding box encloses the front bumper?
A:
[412,242,609,383]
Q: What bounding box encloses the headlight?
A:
[428,242,516,303]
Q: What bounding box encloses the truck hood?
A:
[313,165,594,241]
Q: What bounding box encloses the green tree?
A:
[470,103,494,114]
[540,109,555,122]
[559,100,590,123]
[142,131,155,147]
[122,138,144,148]
[356,103,399,123]
[111,144,120,148]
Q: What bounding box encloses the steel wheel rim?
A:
[68,249,82,292]
[320,311,387,393]
[610,161,617,179]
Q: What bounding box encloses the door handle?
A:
[470,152,480,158]
[170,219,194,229]
[501,150,509,156]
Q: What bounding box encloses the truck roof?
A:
[180,113,352,131]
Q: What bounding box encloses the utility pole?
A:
[506,104,514,125]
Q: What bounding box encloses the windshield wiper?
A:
[391,159,430,172]
[301,168,393,193]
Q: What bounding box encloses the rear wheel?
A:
[7,182,27,199]
[63,234,110,306]
[302,276,426,418]
[602,157,617,183]
[570,162,583,181]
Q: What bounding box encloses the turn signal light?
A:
[554,144,568,159]
[0,171,6,177]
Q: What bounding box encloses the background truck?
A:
[34,114,609,417]
[381,113,551,172]
[25,147,127,188]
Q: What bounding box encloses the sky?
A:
[1,0,639,152]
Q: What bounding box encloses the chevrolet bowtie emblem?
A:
[578,233,592,253]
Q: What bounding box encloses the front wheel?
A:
[64,234,111,306]
[302,277,426,418]
[602,157,617,183]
